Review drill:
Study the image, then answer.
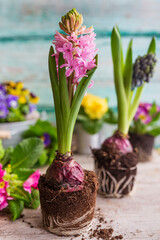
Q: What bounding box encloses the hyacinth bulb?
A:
[45,153,84,192]
[102,133,133,155]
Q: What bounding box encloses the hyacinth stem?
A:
[111,26,156,136]
[49,46,98,154]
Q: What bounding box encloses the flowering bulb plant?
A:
[0,81,39,122]
[0,137,44,220]
[46,8,98,189]
[130,102,160,136]
[77,93,109,134]
[102,26,156,153]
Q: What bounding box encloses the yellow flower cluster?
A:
[81,94,108,119]
[6,81,39,105]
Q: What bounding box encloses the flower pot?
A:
[76,124,101,154]
[129,132,154,162]
[38,170,98,236]
[0,111,39,148]
[92,148,138,198]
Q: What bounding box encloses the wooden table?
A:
[0,151,160,240]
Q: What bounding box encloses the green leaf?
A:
[11,138,44,170]
[81,119,103,134]
[0,140,5,161]
[10,187,31,202]
[147,37,156,54]
[49,46,64,153]
[25,189,40,209]
[9,200,24,221]
[0,146,13,166]
[147,126,160,136]
[23,120,57,140]
[58,52,70,121]
[111,26,128,134]
[14,168,35,181]
[123,40,133,100]
[38,150,48,166]
[66,59,98,150]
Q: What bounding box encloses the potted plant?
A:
[129,102,160,162]
[38,9,98,236]
[0,81,40,148]
[76,93,108,154]
[92,26,156,198]
[0,138,44,220]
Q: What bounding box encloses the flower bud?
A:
[59,8,83,34]
[45,153,84,192]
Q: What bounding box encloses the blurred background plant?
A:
[0,81,39,123]
[130,102,160,136]
[22,120,57,166]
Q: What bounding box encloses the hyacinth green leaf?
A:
[147,37,156,54]
[123,44,133,100]
[58,52,70,121]
[49,46,64,153]
[111,26,128,134]
[9,200,24,221]
[0,140,5,161]
[65,56,98,150]
[11,138,44,170]
[115,25,124,72]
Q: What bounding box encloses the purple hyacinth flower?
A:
[6,95,18,109]
[0,104,8,119]
[42,133,51,148]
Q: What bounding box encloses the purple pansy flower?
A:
[6,95,18,109]
[29,104,36,113]
[0,85,6,102]
[41,133,51,148]
[0,104,8,119]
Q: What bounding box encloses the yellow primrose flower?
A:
[29,93,39,104]
[18,95,27,104]
[16,82,24,89]
[82,94,108,119]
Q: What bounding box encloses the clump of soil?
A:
[78,208,123,240]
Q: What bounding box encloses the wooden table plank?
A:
[0,151,160,239]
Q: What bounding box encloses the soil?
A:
[92,145,138,197]
[38,170,98,235]
[129,132,154,162]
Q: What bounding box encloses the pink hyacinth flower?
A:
[23,170,41,194]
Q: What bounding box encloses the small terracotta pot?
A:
[92,149,138,198]
[38,170,98,236]
[129,132,154,162]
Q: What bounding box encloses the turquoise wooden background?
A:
[0,0,160,114]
